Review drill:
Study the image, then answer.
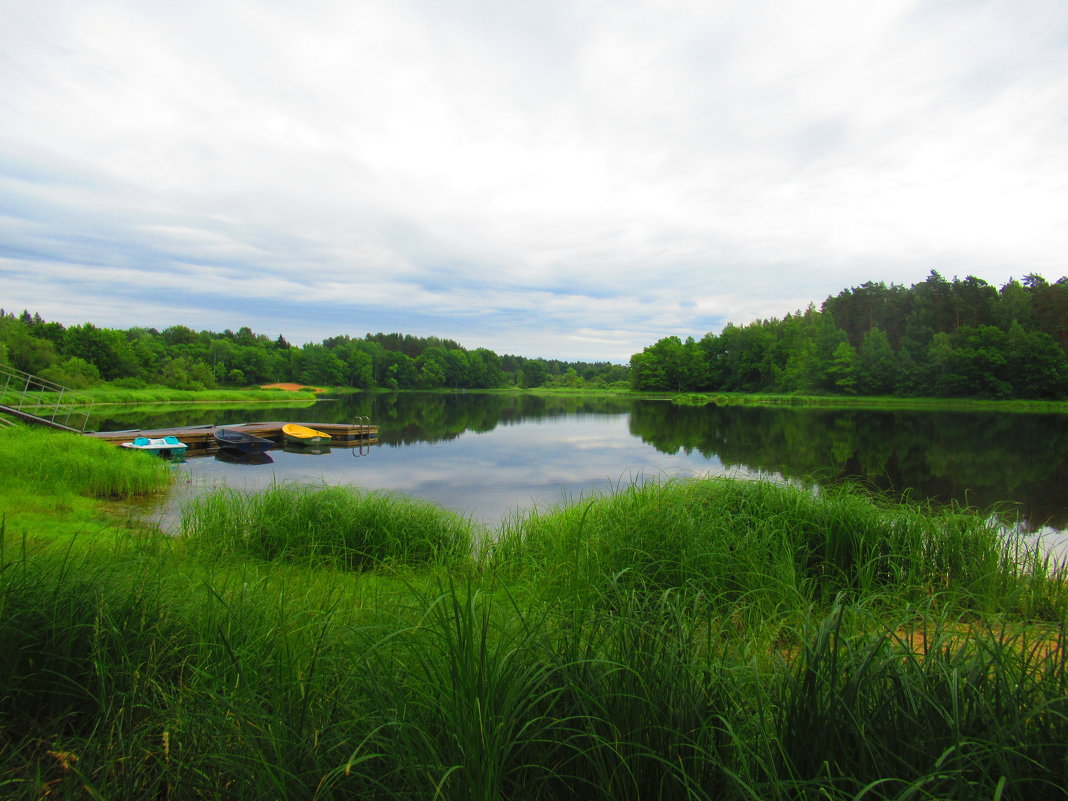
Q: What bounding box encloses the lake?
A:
[89,392,1068,542]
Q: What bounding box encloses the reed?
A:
[765,600,1068,799]
[1,529,1065,800]
[491,477,1067,625]
[3,452,1067,799]
[180,482,475,571]
[0,426,172,500]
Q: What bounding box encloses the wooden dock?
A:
[85,421,378,450]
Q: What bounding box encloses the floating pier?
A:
[85,421,378,451]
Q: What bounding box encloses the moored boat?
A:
[120,435,188,458]
[215,449,274,465]
[282,423,332,447]
[213,427,275,454]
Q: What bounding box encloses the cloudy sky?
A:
[2,0,1066,362]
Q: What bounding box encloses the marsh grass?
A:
[180,482,475,571]
[768,600,1068,799]
[491,478,1066,624]
[1,528,1066,800]
[0,426,172,500]
[3,445,1067,800]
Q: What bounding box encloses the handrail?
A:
[350,415,375,457]
[0,364,95,432]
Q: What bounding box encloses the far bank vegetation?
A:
[3,270,1066,400]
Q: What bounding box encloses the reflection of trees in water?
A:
[90,393,633,444]
[333,392,633,446]
[629,403,1068,529]
[89,404,318,432]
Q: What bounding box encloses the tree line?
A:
[630,272,1068,399]
[4,270,1065,399]
[0,314,628,392]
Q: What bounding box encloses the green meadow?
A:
[1,426,1066,800]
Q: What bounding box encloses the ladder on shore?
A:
[0,364,94,433]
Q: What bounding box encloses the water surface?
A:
[90,393,1068,538]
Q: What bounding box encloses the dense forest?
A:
[631,272,1068,399]
[3,271,1066,398]
[0,312,628,391]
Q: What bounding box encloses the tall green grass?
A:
[2,536,1065,800]
[0,426,172,499]
[769,601,1068,799]
[180,483,475,571]
[2,454,1067,799]
[491,478,1066,624]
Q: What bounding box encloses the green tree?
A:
[629,336,699,391]
[64,324,140,379]
[1004,323,1068,399]
[39,356,101,389]
[161,325,199,346]
[552,367,585,388]
[0,317,56,373]
[295,344,346,385]
[519,358,550,388]
[995,279,1035,330]
[127,329,168,378]
[826,342,859,394]
[937,326,1011,398]
[415,352,447,388]
[442,349,470,388]
[160,357,216,390]
[1032,277,1068,354]
[856,327,898,395]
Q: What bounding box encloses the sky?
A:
[1,0,1067,362]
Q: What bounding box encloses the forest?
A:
[631,272,1068,399]
[0,314,627,391]
[3,270,1066,399]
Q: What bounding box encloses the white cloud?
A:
[1,0,1066,360]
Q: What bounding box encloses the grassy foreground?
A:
[1,428,1067,800]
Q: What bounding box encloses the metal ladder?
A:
[351,415,374,457]
[0,364,95,432]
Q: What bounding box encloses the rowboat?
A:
[215,449,274,465]
[120,435,188,457]
[282,423,332,447]
[213,427,274,454]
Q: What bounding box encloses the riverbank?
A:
[671,391,1068,413]
[304,384,1068,413]
[32,381,1068,415]
[2,426,1066,799]
[79,386,319,404]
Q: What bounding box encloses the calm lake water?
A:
[90,393,1068,542]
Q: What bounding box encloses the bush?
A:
[110,376,149,389]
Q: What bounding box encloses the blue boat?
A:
[120,435,188,458]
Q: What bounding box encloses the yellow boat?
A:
[281,423,332,447]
